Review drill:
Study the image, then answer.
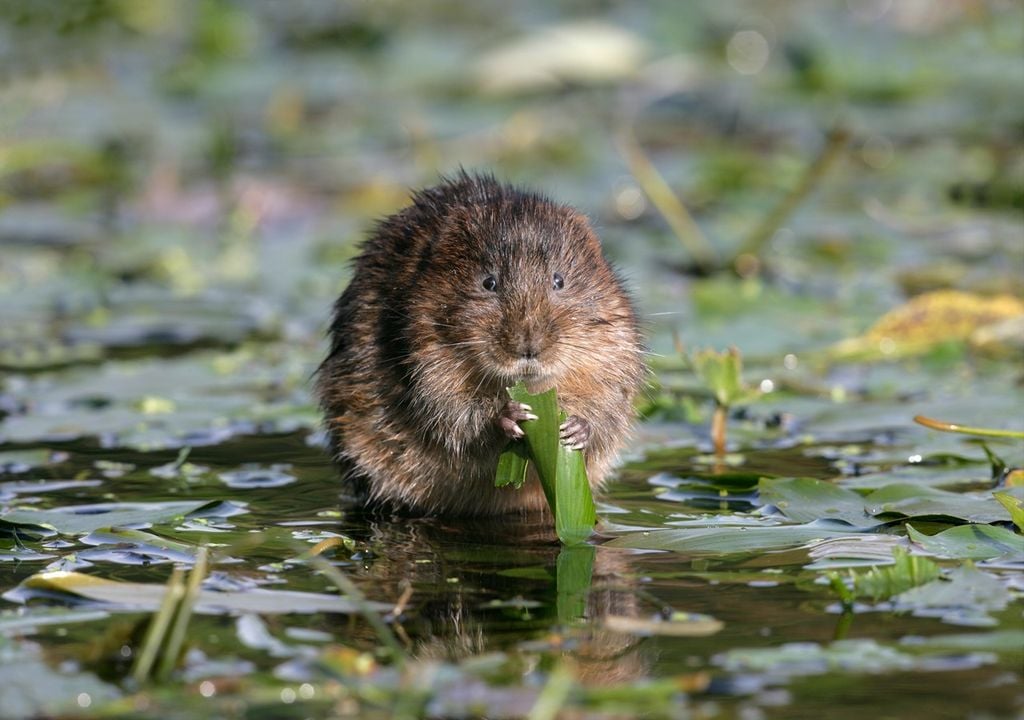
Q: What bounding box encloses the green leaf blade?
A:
[502,382,596,545]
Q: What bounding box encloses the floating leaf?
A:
[901,630,1024,654]
[864,484,1011,524]
[606,520,866,555]
[0,642,120,718]
[895,564,1010,626]
[0,607,109,633]
[0,500,227,536]
[6,571,390,615]
[474,20,646,94]
[907,524,1024,560]
[604,611,723,637]
[759,477,875,527]
[714,638,993,677]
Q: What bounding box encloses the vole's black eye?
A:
[482,275,498,292]
[552,272,565,291]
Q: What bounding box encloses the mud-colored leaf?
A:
[829,290,1024,361]
[604,611,723,637]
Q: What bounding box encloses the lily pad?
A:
[606,520,867,555]
[894,564,1010,626]
[759,477,876,527]
[864,484,1012,524]
[0,501,225,536]
[604,611,723,637]
[714,638,994,677]
[907,524,1024,560]
[0,641,121,719]
[6,571,391,615]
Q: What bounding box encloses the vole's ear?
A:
[563,210,602,254]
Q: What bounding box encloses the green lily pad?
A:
[894,564,1010,626]
[864,484,1012,524]
[759,477,876,527]
[0,641,121,718]
[907,524,1024,560]
[0,607,110,634]
[606,520,867,555]
[714,638,994,677]
[9,571,391,615]
[0,501,224,536]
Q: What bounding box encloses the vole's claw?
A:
[560,415,591,451]
[498,400,536,439]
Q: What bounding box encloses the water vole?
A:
[315,172,645,516]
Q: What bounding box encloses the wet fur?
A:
[315,172,645,516]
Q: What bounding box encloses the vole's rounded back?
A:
[316,172,645,516]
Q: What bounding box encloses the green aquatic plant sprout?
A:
[690,347,761,456]
[827,548,940,608]
[494,382,597,545]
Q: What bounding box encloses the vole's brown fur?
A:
[315,172,645,516]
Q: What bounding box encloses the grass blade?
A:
[156,546,208,681]
[131,566,185,684]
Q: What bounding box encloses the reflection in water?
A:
[341,512,650,685]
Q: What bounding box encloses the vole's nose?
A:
[512,319,545,360]
[516,333,541,360]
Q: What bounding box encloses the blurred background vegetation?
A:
[2,0,1021,380]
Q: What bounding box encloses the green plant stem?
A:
[737,126,849,261]
[306,554,406,669]
[712,404,727,457]
[156,546,209,681]
[131,566,185,684]
[617,130,717,271]
[914,415,1024,440]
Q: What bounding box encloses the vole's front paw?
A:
[498,401,538,440]
[560,415,591,451]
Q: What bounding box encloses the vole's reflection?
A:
[346,513,650,684]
